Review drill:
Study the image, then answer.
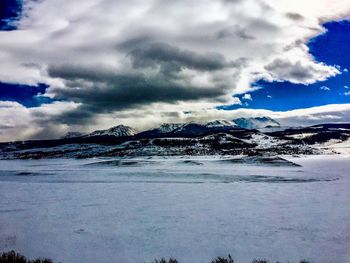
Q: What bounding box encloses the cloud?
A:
[128,42,241,71]
[103,103,350,131]
[163,103,350,127]
[264,58,339,85]
[345,91,350,96]
[0,101,31,141]
[216,25,256,40]
[0,100,79,141]
[47,64,234,119]
[320,86,331,91]
[242,94,252,100]
[274,104,350,126]
[285,12,304,21]
[0,0,349,140]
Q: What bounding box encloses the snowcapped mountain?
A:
[146,123,185,135]
[204,120,238,128]
[157,123,184,133]
[138,120,238,138]
[137,123,184,138]
[170,122,212,136]
[2,122,350,159]
[233,117,280,129]
[71,120,239,140]
[87,125,137,137]
[163,120,238,137]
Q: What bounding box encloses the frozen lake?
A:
[0,155,349,263]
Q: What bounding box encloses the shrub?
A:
[211,255,234,263]
[153,258,179,263]
[0,251,52,263]
[0,251,312,263]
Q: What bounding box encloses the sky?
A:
[220,20,350,111]
[0,0,350,141]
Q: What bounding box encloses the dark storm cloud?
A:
[49,69,227,109]
[45,41,248,125]
[128,42,239,71]
[47,64,230,123]
[116,35,153,51]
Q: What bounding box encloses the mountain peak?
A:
[158,123,185,133]
[205,120,237,128]
[87,125,137,137]
[233,117,280,129]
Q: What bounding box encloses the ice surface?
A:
[217,156,302,167]
[0,155,349,263]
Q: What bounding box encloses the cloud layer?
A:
[0,0,350,140]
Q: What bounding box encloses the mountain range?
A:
[233,117,280,129]
[0,118,349,159]
[61,118,281,139]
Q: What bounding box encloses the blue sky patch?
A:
[0,82,54,107]
[308,20,350,69]
[0,0,23,31]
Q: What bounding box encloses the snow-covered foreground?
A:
[0,155,349,263]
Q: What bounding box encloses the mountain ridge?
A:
[233,117,280,129]
[86,125,137,137]
[1,122,350,159]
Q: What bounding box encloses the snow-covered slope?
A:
[87,125,137,137]
[243,133,289,149]
[204,120,238,128]
[137,123,185,137]
[314,138,350,155]
[157,123,185,133]
[170,121,238,137]
[233,117,280,129]
[139,120,238,138]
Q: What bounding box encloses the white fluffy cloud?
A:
[242,94,252,101]
[320,86,331,91]
[0,0,350,140]
[264,58,339,84]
